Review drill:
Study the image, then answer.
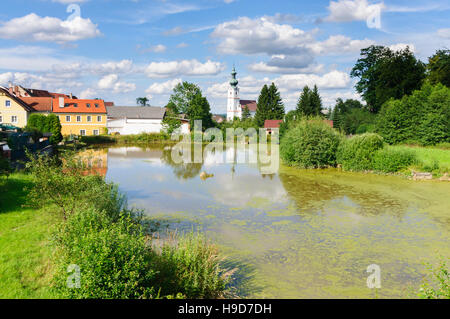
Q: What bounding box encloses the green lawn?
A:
[390,145,450,174]
[0,174,56,298]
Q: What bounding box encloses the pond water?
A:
[92,144,449,298]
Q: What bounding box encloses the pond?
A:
[90,144,450,298]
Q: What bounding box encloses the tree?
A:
[242,105,251,119]
[136,97,150,106]
[168,82,202,115]
[162,102,181,134]
[296,85,323,117]
[186,92,214,131]
[25,114,62,144]
[310,85,323,116]
[47,114,63,144]
[427,49,450,87]
[351,45,426,113]
[254,83,285,127]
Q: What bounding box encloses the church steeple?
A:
[230,65,238,88]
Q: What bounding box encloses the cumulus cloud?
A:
[145,59,225,78]
[0,71,83,93]
[97,74,136,93]
[0,13,101,43]
[388,43,415,52]
[137,44,167,53]
[249,60,325,74]
[324,0,385,23]
[212,16,316,55]
[145,78,182,96]
[308,35,375,55]
[79,88,98,99]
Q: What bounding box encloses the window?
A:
[94,103,99,108]
[80,130,86,136]
[97,115,102,122]
[76,115,81,122]
[66,115,71,122]
[5,100,11,107]
[87,115,92,122]
[93,130,99,136]
[64,103,70,107]
[0,116,2,123]
[86,103,91,108]
[74,103,78,108]
[11,116,18,123]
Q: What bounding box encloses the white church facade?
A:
[226,67,257,121]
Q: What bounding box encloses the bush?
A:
[355,123,376,135]
[25,114,62,145]
[280,118,341,168]
[372,147,417,173]
[151,232,232,299]
[53,208,156,299]
[417,257,450,299]
[337,133,384,171]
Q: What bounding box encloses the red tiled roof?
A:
[264,120,283,129]
[105,102,115,107]
[18,97,53,112]
[240,100,257,112]
[0,87,33,112]
[52,98,106,113]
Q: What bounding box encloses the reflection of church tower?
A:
[227,66,241,121]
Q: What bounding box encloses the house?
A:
[264,120,283,135]
[0,87,33,128]
[53,97,107,136]
[226,67,258,121]
[107,106,166,135]
[17,97,53,115]
[7,83,75,99]
[212,114,225,124]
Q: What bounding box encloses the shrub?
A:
[417,257,450,299]
[53,208,156,299]
[372,147,417,173]
[337,133,384,171]
[355,123,376,135]
[280,118,341,168]
[25,114,62,144]
[152,232,233,299]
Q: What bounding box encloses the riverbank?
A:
[0,155,233,298]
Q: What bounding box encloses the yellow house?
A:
[0,87,33,128]
[53,97,107,136]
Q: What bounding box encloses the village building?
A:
[53,97,107,136]
[0,87,33,128]
[226,67,258,121]
[107,106,166,135]
[264,119,283,135]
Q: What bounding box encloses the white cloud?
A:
[79,88,98,99]
[97,74,136,93]
[248,61,325,74]
[0,13,101,43]
[308,35,375,55]
[137,44,167,53]
[388,43,416,52]
[145,59,225,78]
[145,78,182,95]
[176,42,189,48]
[437,28,450,39]
[325,0,385,23]
[212,16,316,55]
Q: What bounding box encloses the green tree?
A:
[186,92,214,131]
[351,45,426,113]
[162,102,181,134]
[296,86,312,116]
[310,85,323,116]
[427,49,450,87]
[169,82,202,115]
[254,83,285,127]
[136,97,150,106]
[48,114,63,144]
[242,105,251,119]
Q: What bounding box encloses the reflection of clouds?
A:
[208,172,288,207]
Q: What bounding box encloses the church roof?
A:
[240,100,257,112]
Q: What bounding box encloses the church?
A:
[226,67,257,121]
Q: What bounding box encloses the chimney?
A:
[59,96,64,108]
[8,82,13,95]
[69,93,73,99]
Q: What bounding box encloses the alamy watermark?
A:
[366,264,381,289]
[67,264,81,289]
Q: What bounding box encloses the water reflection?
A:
[94,144,450,298]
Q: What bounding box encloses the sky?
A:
[0,0,449,113]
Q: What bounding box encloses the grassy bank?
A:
[0,174,55,298]
[390,144,450,174]
[0,152,233,299]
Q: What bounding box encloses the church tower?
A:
[227,66,241,121]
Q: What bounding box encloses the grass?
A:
[0,174,56,298]
[390,144,450,174]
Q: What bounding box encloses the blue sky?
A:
[0,0,449,113]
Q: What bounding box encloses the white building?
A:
[226,67,257,121]
[107,106,166,135]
